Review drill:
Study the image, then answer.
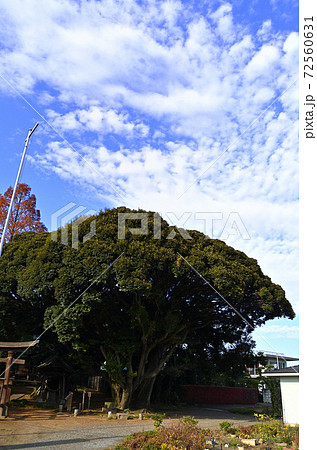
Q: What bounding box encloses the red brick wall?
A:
[181,385,258,404]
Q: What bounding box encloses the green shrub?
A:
[219,421,232,432]
[151,413,166,428]
[179,416,198,426]
[219,421,237,435]
[228,437,239,447]
[237,416,299,446]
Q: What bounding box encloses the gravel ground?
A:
[0,405,260,449]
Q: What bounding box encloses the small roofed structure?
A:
[37,353,75,406]
[265,365,299,425]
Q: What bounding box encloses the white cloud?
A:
[245,44,281,80]
[45,106,149,137]
[257,19,272,40]
[228,35,254,62]
[256,325,299,339]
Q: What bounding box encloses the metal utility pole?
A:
[0,123,39,257]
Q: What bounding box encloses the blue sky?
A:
[0,0,299,358]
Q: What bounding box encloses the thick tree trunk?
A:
[118,388,131,410]
[132,345,179,408]
[132,375,156,409]
[101,329,188,410]
[111,383,132,410]
[131,329,189,408]
[111,383,121,407]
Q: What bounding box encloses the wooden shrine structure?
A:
[0,340,39,417]
[37,353,75,405]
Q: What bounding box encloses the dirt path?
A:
[0,405,258,449]
[0,407,153,449]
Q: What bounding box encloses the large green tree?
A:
[0,207,295,408]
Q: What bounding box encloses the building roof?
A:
[256,351,299,361]
[37,353,74,375]
[264,365,299,377]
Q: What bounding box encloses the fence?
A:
[181,384,258,404]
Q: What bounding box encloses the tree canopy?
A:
[0,183,47,242]
[0,207,295,408]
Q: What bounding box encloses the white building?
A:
[265,365,299,425]
[247,351,299,376]
[247,351,299,403]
